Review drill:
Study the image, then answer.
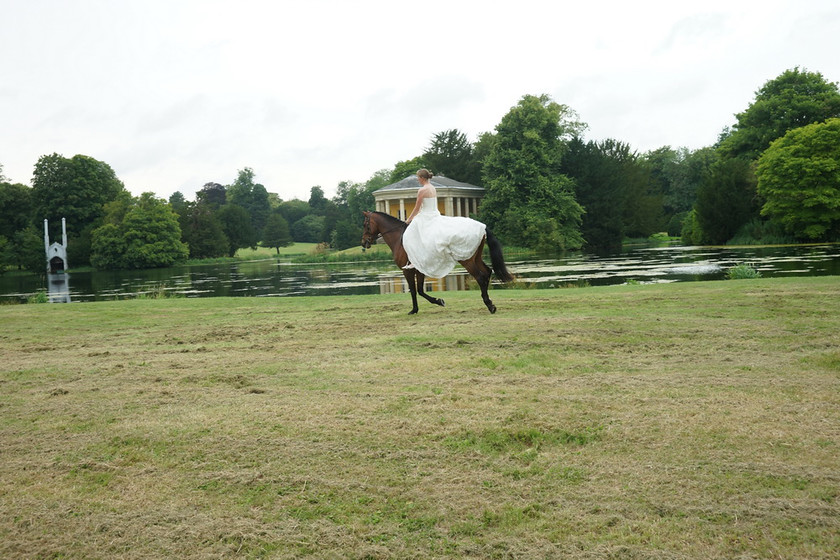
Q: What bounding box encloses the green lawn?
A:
[1,278,838,558]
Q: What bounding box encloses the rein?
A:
[365,214,406,239]
[377,225,404,236]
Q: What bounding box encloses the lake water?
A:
[1,243,838,303]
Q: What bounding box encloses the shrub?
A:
[726,263,762,280]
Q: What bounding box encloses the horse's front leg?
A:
[416,273,445,308]
[403,270,420,314]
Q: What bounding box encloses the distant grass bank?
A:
[1,278,838,559]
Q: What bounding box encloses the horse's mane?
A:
[371,211,406,228]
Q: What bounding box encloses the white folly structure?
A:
[372,175,485,221]
[44,218,68,273]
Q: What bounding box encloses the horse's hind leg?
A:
[416,273,445,308]
[463,258,496,314]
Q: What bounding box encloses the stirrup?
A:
[402,263,415,270]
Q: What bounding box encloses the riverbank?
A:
[2,278,838,558]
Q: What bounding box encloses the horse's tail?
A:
[486,229,514,283]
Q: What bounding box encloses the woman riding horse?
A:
[362,170,512,314]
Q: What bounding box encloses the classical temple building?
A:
[372,175,484,220]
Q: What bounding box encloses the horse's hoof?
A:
[488,305,497,314]
[408,309,418,315]
[438,299,445,307]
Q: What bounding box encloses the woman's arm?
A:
[405,188,429,224]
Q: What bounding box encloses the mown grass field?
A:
[1,278,838,559]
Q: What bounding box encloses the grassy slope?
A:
[1,278,839,559]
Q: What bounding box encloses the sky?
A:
[2,0,839,202]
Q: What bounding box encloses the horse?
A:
[361,211,514,314]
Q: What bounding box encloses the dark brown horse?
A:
[361,211,513,314]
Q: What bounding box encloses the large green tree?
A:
[91,192,188,269]
[756,118,840,240]
[693,68,840,244]
[480,94,585,251]
[719,67,840,161]
[32,154,125,242]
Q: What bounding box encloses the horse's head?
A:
[361,211,379,250]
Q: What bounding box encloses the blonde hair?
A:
[416,169,433,180]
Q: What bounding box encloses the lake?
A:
[1,243,838,303]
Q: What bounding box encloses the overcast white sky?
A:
[2,0,839,201]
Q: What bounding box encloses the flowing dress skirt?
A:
[403,197,486,278]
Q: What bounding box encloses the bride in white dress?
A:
[402,169,487,278]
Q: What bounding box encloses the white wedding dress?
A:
[402,197,486,278]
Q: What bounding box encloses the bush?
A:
[27,291,48,304]
[726,263,762,280]
[681,209,703,245]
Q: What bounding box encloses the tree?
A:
[7,226,45,274]
[216,204,257,257]
[642,146,716,230]
[262,212,292,253]
[31,153,125,264]
[91,193,188,269]
[0,182,32,239]
[560,137,627,247]
[168,191,187,214]
[195,182,227,208]
[480,94,585,250]
[756,118,840,240]
[364,169,393,193]
[694,158,758,244]
[227,168,271,237]
[680,209,703,245]
[390,156,429,183]
[621,155,663,239]
[308,186,328,215]
[278,199,311,228]
[423,129,480,184]
[473,132,497,184]
[179,202,229,259]
[292,215,326,244]
[719,67,840,161]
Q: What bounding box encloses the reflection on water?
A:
[47,273,72,303]
[1,243,838,302]
[380,273,470,295]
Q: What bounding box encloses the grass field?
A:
[1,278,838,559]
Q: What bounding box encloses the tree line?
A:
[2,67,839,273]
